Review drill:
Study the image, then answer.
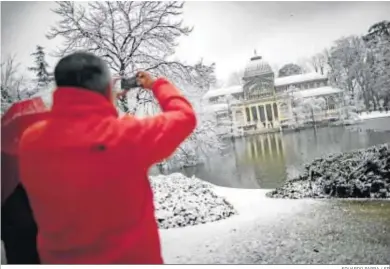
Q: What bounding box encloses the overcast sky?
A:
[2,1,390,82]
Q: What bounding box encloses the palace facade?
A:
[203,54,344,136]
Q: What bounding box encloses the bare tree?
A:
[297,58,312,73]
[225,69,244,87]
[308,52,327,75]
[271,64,280,77]
[46,1,215,113]
[1,56,30,114]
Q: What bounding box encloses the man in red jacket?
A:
[18,52,197,264]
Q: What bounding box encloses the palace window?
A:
[258,105,266,122]
[209,97,216,103]
[251,106,258,121]
[266,104,273,121]
[245,107,251,122]
[235,111,244,122]
[328,96,336,110]
[273,103,279,120]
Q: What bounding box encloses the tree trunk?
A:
[118,67,130,113]
[311,108,316,129]
[372,93,378,111]
[384,95,390,109]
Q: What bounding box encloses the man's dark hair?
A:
[54,51,111,95]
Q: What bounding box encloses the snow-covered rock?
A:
[150,173,236,229]
[267,143,390,199]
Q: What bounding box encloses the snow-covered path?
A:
[160,187,390,264]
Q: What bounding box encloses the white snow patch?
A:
[275,72,328,87]
[292,86,343,99]
[203,85,243,99]
[203,103,229,113]
[359,111,390,120]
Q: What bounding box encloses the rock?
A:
[268,143,390,199]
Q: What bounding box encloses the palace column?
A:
[266,103,273,128]
[263,104,268,127]
[249,106,254,124]
[256,105,262,127]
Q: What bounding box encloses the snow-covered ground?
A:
[159,184,320,264]
[358,111,390,120]
[159,183,390,264]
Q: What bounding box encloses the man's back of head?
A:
[54,52,111,96]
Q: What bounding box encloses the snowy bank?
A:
[159,186,321,264]
[359,111,390,120]
[268,143,390,199]
[150,173,236,229]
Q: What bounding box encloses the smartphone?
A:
[121,76,138,90]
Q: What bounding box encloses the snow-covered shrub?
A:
[268,143,390,199]
[150,173,236,229]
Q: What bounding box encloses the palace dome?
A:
[243,55,273,79]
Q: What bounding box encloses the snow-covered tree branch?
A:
[28,45,53,88]
[326,21,390,111]
[46,1,216,113]
[157,87,227,170]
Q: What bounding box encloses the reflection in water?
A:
[243,133,287,189]
[160,118,390,190]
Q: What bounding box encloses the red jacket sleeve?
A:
[121,78,197,167]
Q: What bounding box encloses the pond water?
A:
[162,117,390,189]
